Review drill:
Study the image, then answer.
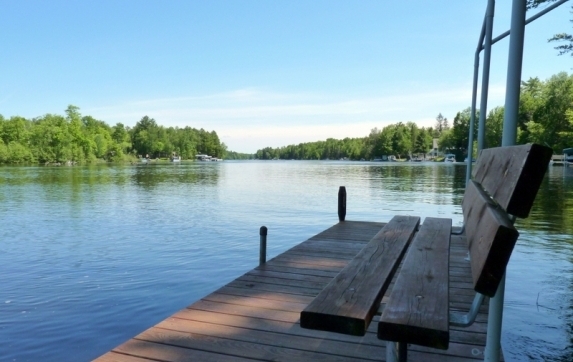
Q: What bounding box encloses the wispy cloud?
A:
[86,83,507,153]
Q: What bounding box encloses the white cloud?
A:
[86,83,508,153]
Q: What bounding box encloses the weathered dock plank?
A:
[94,221,499,362]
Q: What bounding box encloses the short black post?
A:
[259,226,267,266]
[338,186,346,222]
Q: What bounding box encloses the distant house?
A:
[427,138,440,158]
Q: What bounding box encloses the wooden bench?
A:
[300,143,553,361]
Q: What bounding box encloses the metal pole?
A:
[478,0,495,152]
[259,226,267,266]
[466,16,486,187]
[488,0,570,47]
[338,186,346,222]
[466,0,568,187]
[485,1,526,361]
[466,53,479,187]
[486,275,506,362]
[501,0,526,147]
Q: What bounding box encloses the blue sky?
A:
[1,1,572,153]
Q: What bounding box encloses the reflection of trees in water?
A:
[559,279,573,362]
[366,164,467,205]
[519,166,573,235]
[132,164,220,189]
[0,164,222,205]
[507,166,573,362]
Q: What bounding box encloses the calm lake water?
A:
[1,161,571,361]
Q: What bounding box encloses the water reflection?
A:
[504,165,573,362]
[131,163,221,189]
[0,161,571,361]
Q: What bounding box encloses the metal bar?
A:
[477,0,495,152]
[485,1,527,360]
[502,0,526,148]
[488,0,569,47]
[485,275,506,361]
[466,53,480,187]
[465,16,487,187]
[450,293,486,327]
[259,226,267,266]
[466,0,568,187]
[451,224,466,235]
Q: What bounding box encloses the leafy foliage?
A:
[4,71,573,164]
[0,106,228,164]
[255,123,435,160]
[255,72,573,160]
[530,0,573,56]
[527,0,559,9]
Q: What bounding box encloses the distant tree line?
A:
[256,72,573,160]
[3,72,572,164]
[254,123,438,161]
[0,105,232,164]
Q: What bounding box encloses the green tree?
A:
[485,107,504,148]
[131,116,158,157]
[390,123,411,158]
[1,116,31,145]
[414,128,433,157]
[525,72,573,151]
[434,113,449,136]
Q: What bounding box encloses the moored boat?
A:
[195,154,223,162]
[444,154,456,162]
[564,148,573,167]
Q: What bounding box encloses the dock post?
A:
[338,186,346,222]
[259,226,267,266]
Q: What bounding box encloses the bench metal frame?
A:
[300,144,553,362]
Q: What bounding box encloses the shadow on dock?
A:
[95,221,497,362]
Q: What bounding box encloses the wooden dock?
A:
[95,221,499,362]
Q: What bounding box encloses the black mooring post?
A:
[259,226,267,266]
[338,186,346,222]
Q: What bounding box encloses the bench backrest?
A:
[462,143,552,297]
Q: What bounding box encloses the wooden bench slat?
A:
[472,143,552,218]
[300,215,420,336]
[377,217,452,350]
[463,180,519,297]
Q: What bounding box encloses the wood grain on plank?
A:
[472,143,552,218]
[378,217,451,349]
[463,180,519,297]
[301,215,420,336]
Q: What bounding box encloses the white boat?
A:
[564,148,573,167]
[196,154,212,161]
[444,154,456,162]
[195,154,223,162]
[170,156,181,163]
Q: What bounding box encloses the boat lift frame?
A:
[467,1,569,360]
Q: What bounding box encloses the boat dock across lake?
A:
[95,220,495,362]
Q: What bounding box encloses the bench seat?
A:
[300,215,420,336]
[377,217,451,350]
[300,143,553,361]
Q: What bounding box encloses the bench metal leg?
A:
[386,341,407,362]
[450,292,485,327]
